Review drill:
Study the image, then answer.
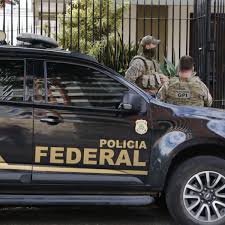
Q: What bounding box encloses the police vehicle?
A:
[0,30,225,225]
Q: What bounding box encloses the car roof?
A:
[0,44,124,80]
[0,45,98,63]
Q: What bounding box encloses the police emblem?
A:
[135,120,148,135]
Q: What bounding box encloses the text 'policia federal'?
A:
[35,139,147,167]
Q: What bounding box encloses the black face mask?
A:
[143,48,156,59]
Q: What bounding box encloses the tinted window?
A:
[0,60,24,101]
[27,60,45,103]
[46,62,128,108]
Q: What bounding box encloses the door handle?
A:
[40,116,62,125]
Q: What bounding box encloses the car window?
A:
[0,60,24,102]
[27,60,44,103]
[46,62,128,109]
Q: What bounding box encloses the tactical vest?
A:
[165,76,206,107]
[131,56,161,91]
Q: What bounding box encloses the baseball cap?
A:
[141,35,161,46]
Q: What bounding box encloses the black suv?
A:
[0,33,225,225]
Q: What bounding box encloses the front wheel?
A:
[166,156,225,225]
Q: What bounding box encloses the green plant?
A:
[56,0,136,75]
[57,0,123,54]
[0,0,19,7]
[160,58,177,77]
[100,33,137,75]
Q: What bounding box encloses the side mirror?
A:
[118,103,133,112]
[119,91,147,114]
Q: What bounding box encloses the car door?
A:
[32,60,151,192]
[0,58,33,186]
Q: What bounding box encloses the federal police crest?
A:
[135,120,148,135]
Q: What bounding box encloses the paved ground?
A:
[0,205,174,225]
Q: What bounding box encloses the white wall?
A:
[167,5,193,65]
[129,0,194,6]
[122,3,194,66]
[0,0,33,45]
[123,4,137,45]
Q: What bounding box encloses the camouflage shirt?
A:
[125,56,166,94]
[159,73,213,107]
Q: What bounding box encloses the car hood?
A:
[151,98,225,120]
[172,105,225,120]
[150,98,225,139]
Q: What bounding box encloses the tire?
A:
[155,193,167,209]
[166,156,225,225]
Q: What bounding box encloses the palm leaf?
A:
[161,57,177,77]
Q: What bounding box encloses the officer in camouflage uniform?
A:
[159,55,212,107]
[125,36,168,95]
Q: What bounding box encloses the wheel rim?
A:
[183,171,225,223]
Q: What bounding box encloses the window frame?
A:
[0,57,26,103]
[0,57,149,112]
[42,60,137,111]
[26,58,45,104]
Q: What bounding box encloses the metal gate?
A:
[193,0,225,109]
[212,0,225,109]
[0,0,225,108]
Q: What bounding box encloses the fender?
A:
[147,134,225,190]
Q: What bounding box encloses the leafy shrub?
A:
[56,0,137,75]
[160,58,177,77]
